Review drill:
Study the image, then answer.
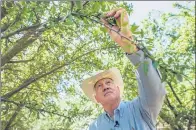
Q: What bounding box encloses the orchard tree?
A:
[0,1,195,130]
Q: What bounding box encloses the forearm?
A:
[126,50,166,121]
[126,50,165,94]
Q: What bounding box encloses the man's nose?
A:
[102,84,109,92]
[103,87,109,92]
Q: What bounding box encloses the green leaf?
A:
[152,61,159,69]
[75,1,83,10]
[140,29,144,37]
[130,24,139,33]
[161,70,167,82]
[37,112,40,119]
[176,74,183,82]
[51,6,56,14]
[168,57,173,64]
[28,12,34,22]
[123,44,135,53]
[132,31,141,34]
[129,44,134,53]
[100,27,107,33]
[143,61,149,76]
[134,62,141,69]
[147,38,154,43]
[65,15,73,25]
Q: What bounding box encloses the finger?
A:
[110,26,120,34]
[100,18,109,25]
[114,10,124,28]
[106,8,123,17]
[114,9,125,19]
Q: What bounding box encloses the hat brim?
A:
[81,68,124,103]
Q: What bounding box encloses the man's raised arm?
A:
[101,8,166,123]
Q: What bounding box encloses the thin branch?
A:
[1,1,14,19]
[1,23,43,39]
[71,12,136,45]
[1,5,23,33]
[167,82,182,105]
[161,66,194,88]
[26,87,55,95]
[32,8,40,23]
[1,11,74,67]
[1,98,70,119]
[4,104,23,130]
[2,46,118,99]
[70,1,74,12]
[1,29,44,67]
[72,12,195,88]
[165,95,177,117]
[7,59,34,63]
[83,1,89,7]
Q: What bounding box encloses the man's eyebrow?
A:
[94,78,113,89]
[94,81,101,89]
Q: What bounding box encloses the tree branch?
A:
[167,82,182,105]
[83,1,89,7]
[1,98,70,119]
[72,12,195,89]
[1,11,77,67]
[165,95,178,117]
[2,46,118,99]
[1,1,14,19]
[7,59,34,63]
[4,104,23,130]
[1,4,23,33]
[1,23,42,39]
[1,29,43,67]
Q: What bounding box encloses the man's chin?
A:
[104,92,113,97]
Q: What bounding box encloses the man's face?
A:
[94,78,120,105]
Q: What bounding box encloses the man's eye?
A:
[106,81,111,84]
[98,84,102,87]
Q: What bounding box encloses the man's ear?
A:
[94,94,100,103]
[116,85,120,91]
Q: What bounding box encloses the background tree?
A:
[140,2,195,129]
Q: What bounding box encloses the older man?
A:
[81,8,166,130]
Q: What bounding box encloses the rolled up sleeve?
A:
[126,50,167,123]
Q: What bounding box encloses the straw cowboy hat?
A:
[81,67,124,103]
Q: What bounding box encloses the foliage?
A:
[140,2,195,129]
[0,1,195,130]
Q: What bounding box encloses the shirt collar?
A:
[104,101,125,121]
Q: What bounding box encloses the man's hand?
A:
[101,8,138,54]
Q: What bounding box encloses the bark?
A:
[1,2,22,33]
[1,23,42,39]
[1,1,13,19]
[4,105,23,130]
[1,29,43,67]
[7,59,34,63]
[167,82,182,105]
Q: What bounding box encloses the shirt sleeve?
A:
[88,120,97,130]
[88,124,94,130]
[126,50,167,123]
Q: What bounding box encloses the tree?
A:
[1,1,133,129]
[0,1,195,130]
[140,2,195,129]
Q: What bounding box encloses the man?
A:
[81,8,166,130]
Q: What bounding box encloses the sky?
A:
[127,1,189,24]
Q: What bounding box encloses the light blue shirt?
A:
[89,50,166,130]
